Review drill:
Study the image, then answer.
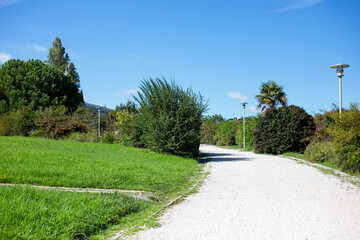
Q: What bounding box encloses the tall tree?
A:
[0,59,83,113]
[45,37,80,86]
[255,80,287,112]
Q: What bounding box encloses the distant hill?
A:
[84,103,113,115]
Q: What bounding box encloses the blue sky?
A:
[0,0,359,118]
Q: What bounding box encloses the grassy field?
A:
[0,136,202,239]
[0,185,160,240]
[0,136,199,195]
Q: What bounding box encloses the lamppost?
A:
[96,105,103,138]
[330,63,350,115]
[241,102,248,149]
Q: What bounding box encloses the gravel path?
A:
[134,145,360,240]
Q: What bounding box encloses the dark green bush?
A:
[14,106,37,136]
[134,77,208,158]
[101,132,118,144]
[0,59,83,113]
[214,120,239,146]
[254,105,315,154]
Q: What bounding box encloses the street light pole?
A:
[96,105,103,138]
[241,102,248,149]
[330,63,349,115]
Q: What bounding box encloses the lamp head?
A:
[330,63,349,77]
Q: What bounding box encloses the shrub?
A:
[71,106,98,131]
[254,105,315,154]
[38,116,87,139]
[304,141,340,164]
[14,106,37,136]
[134,77,208,158]
[0,114,17,136]
[326,104,360,173]
[201,114,225,145]
[66,130,99,143]
[214,120,239,146]
[101,132,118,144]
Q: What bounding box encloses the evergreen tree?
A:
[45,37,80,86]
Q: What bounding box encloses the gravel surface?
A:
[134,145,360,240]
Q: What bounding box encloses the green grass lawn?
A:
[0,185,160,240]
[0,136,199,195]
[0,136,202,239]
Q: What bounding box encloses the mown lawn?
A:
[0,185,160,240]
[0,136,202,239]
[0,136,199,194]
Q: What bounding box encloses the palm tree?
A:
[255,80,287,112]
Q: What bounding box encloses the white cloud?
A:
[249,106,261,113]
[32,44,46,52]
[0,0,23,9]
[227,92,247,101]
[124,89,140,95]
[114,89,141,97]
[276,0,324,12]
[0,52,12,63]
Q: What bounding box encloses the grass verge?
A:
[0,136,199,196]
[0,136,205,239]
[0,185,160,240]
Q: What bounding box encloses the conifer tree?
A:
[46,37,80,86]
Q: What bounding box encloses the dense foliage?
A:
[45,37,80,86]
[213,120,239,146]
[202,114,225,145]
[236,115,262,149]
[305,103,360,173]
[134,77,208,158]
[254,105,315,154]
[0,59,83,113]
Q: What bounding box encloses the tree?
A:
[202,114,225,145]
[45,37,80,86]
[254,105,315,154]
[0,59,83,113]
[255,80,287,112]
[134,77,208,158]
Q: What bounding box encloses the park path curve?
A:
[134,145,360,240]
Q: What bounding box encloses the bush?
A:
[134,77,208,158]
[214,120,239,146]
[0,114,17,136]
[38,116,87,139]
[304,141,340,164]
[254,105,315,154]
[0,107,36,136]
[66,130,99,143]
[201,114,225,145]
[101,132,119,144]
[14,106,37,136]
[326,104,360,173]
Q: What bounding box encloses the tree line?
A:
[0,39,207,158]
[202,81,359,175]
